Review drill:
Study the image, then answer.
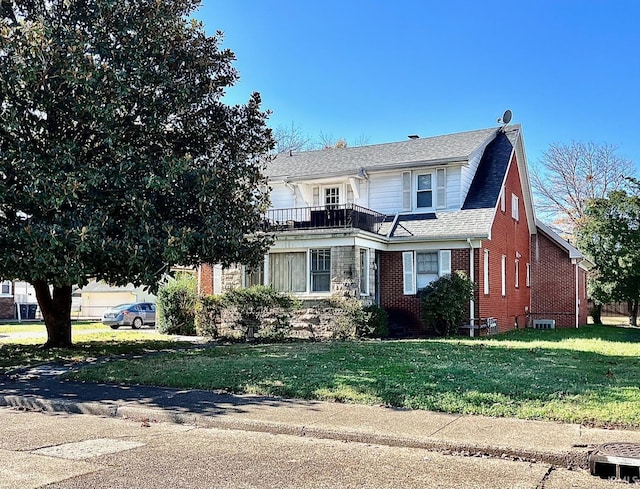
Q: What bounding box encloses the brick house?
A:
[530,220,590,328]
[200,124,588,334]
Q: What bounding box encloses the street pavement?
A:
[0,406,628,488]
[1,326,639,487]
[2,362,640,488]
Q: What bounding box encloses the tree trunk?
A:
[32,281,73,348]
[628,299,638,327]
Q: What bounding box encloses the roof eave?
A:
[266,157,469,183]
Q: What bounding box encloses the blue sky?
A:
[197,1,639,168]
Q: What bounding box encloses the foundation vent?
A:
[532,319,556,330]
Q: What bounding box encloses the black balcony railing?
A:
[263,204,386,234]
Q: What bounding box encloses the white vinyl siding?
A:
[269,184,296,209]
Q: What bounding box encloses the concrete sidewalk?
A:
[2,368,639,471]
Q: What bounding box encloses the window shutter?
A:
[439,250,451,276]
[402,172,411,211]
[483,250,490,295]
[402,251,415,295]
[436,168,446,209]
[346,186,354,204]
[312,186,320,206]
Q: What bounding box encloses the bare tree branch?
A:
[531,141,634,236]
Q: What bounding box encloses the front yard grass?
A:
[64,325,640,429]
[0,329,195,374]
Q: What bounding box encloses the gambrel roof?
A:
[266,127,498,180]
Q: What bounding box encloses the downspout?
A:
[467,238,475,326]
[574,260,580,328]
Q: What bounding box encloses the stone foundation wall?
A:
[214,299,360,340]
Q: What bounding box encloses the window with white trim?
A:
[310,249,331,292]
[512,194,520,221]
[416,174,433,208]
[501,255,507,297]
[325,187,340,206]
[416,251,438,289]
[483,250,490,295]
[1,280,11,296]
[515,259,520,288]
[270,252,307,293]
[403,250,451,294]
[500,189,505,212]
[359,249,369,296]
[244,265,264,288]
[526,263,531,287]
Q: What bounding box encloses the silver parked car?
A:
[102,302,156,329]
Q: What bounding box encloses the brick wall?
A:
[530,231,586,328]
[477,154,531,333]
[0,297,15,319]
[380,248,471,335]
[199,264,215,295]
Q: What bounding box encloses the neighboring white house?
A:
[79,281,156,319]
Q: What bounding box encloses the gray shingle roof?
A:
[378,209,495,240]
[266,127,498,180]
[462,127,519,210]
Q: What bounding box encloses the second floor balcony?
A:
[264,204,386,234]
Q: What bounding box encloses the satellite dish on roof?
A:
[497,109,512,125]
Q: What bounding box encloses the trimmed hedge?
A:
[156,274,197,335]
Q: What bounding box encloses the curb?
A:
[0,394,590,469]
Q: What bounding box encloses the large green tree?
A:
[578,187,640,326]
[0,0,273,347]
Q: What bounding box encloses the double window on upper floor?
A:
[403,168,447,212]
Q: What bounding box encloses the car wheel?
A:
[132,317,143,329]
[110,325,120,330]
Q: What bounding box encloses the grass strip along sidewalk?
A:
[0,324,195,374]
[63,325,640,429]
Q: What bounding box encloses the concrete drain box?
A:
[590,442,640,482]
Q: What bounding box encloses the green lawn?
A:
[0,321,102,334]
[64,325,640,429]
[0,329,194,374]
